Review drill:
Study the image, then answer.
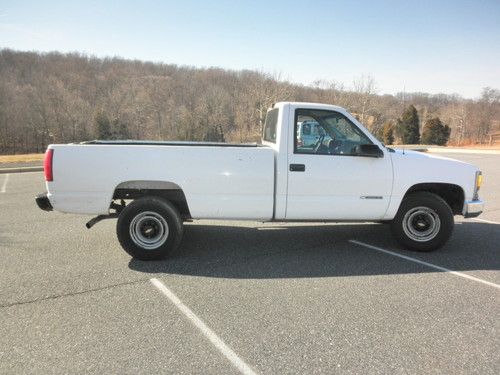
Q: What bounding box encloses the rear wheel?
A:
[391,192,454,252]
[117,196,183,260]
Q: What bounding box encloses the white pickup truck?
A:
[36,102,484,260]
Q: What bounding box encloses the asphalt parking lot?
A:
[1,152,499,374]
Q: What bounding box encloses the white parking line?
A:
[472,218,500,225]
[1,174,9,193]
[349,240,500,290]
[150,278,257,375]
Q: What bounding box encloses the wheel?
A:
[391,192,454,252]
[116,196,183,260]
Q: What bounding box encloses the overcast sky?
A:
[1,0,499,98]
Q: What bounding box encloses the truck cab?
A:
[263,102,393,221]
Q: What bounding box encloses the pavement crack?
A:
[0,277,151,309]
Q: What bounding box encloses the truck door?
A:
[286,108,393,220]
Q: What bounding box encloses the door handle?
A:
[290,164,305,172]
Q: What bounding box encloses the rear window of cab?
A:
[263,108,279,143]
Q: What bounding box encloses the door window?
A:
[295,109,372,155]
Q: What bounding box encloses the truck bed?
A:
[47,143,275,219]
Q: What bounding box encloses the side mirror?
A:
[354,144,384,158]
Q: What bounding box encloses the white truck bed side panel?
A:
[47,145,275,219]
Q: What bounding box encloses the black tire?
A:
[391,192,454,252]
[116,196,183,260]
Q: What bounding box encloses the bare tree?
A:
[0,49,498,153]
[352,74,378,124]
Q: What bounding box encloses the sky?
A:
[1,0,499,98]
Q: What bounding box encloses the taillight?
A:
[44,149,54,181]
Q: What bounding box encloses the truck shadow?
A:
[128,221,500,279]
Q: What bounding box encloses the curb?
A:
[427,148,500,155]
[393,145,500,155]
[0,166,43,174]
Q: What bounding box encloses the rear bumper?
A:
[35,193,53,211]
[463,199,484,218]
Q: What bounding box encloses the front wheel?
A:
[391,192,454,252]
[117,197,183,260]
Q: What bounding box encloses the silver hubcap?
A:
[129,211,169,250]
[402,206,441,242]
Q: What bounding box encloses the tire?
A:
[391,192,454,252]
[116,196,183,260]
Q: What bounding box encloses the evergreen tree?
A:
[93,111,111,139]
[203,125,225,142]
[421,117,451,145]
[396,105,420,144]
[111,118,130,140]
[382,121,394,145]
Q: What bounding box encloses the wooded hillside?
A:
[0,49,498,154]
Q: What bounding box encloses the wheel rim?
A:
[402,206,441,242]
[129,211,169,250]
